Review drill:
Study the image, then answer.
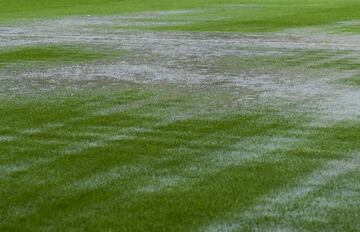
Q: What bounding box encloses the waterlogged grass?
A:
[210,50,359,79]
[1,0,360,231]
[338,24,360,33]
[0,87,303,231]
[330,22,360,34]
[1,0,360,32]
[311,57,360,71]
[243,121,360,231]
[212,50,338,73]
[338,74,360,86]
[156,1,360,32]
[0,86,359,231]
[0,46,112,69]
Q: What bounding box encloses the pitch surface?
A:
[0,1,360,231]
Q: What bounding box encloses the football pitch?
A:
[0,1,360,231]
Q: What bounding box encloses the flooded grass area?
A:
[0,1,360,231]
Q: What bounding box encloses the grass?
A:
[338,24,360,33]
[0,0,360,231]
[338,74,360,86]
[212,50,337,73]
[156,1,360,32]
[311,58,360,71]
[330,23,360,34]
[0,46,112,69]
[1,0,360,32]
[0,87,359,231]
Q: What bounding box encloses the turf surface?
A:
[0,46,110,67]
[0,1,359,231]
[1,0,360,32]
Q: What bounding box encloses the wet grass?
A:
[0,86,359,231]
[329,23,360,34]
[239,121,360,231]
[338,24,360,33]
[1,0,360,231]
[212,50,337,74]
[338,74,360,86]
[0,45,112,69]
[1,0,360,32]
[156,1,360,32]
[311,57,360,71]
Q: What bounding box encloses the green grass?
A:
[311,57,360,71]
[1,0,360,231]
[0,87,359,231]
[1,0,360,32]
[0,46,112,68]
[333,24,360,33]
[212,50,337,73]
[156,1,360,32]
[338,74,360,86]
